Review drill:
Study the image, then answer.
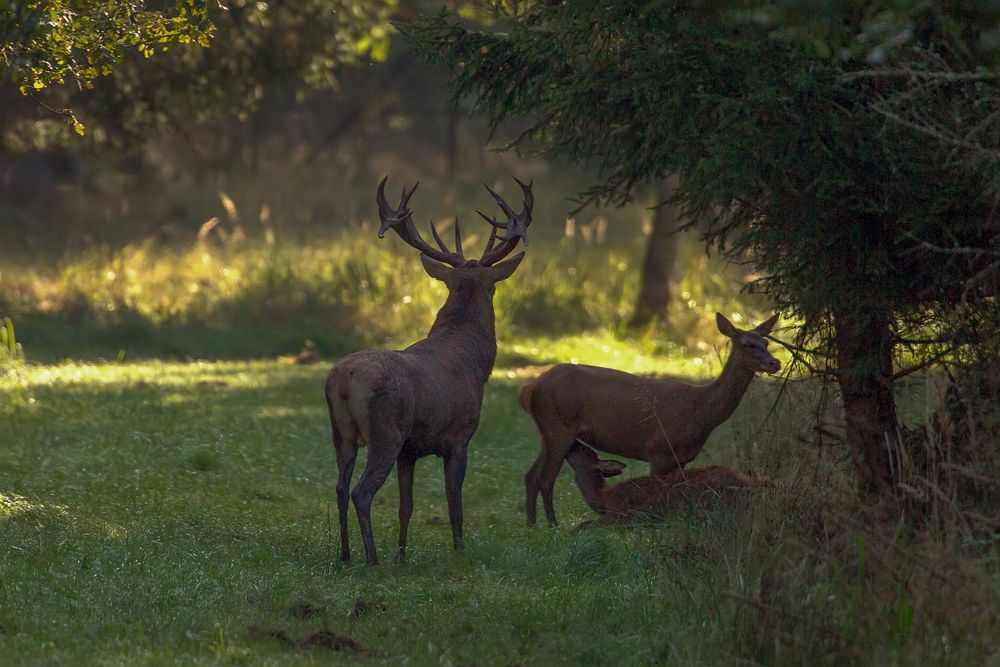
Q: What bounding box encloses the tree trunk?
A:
[630,175,682,329]
[833,305,900,500]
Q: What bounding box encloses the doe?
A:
[521,312,780,526]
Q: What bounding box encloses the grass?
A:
[3,355,998,665]
[0,359,738,665]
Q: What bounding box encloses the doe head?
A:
[716,312,781,375]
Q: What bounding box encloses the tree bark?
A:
[833,305,900,500]
[630,175,682,329]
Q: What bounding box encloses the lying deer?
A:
[565,443,753,527]
[327,176,532,565]
[521,312,780,526]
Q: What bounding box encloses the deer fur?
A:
[521,312,780,526]
[564,443,753,527]
[326,177,531,565]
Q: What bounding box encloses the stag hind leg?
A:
[351,427,404,566]
[328,398,358,563]
[443,445,469,551]
[396,451,416,562]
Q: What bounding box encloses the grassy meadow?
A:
[2,171,999,665]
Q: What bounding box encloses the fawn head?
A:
[565,443,627,504]
[716,312,781,375]
[376,177,532,297]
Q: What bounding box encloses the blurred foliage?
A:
[0,0,214,134]
[0,0,397,147]
[0,193,771,365]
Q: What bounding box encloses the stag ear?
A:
[597,460,627,478]
[716,312,740,338]
[420,254,454,283]
[753,313,779,336]
[485,252,525,283]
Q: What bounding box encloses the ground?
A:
[2,353,997,665]
[0,355,786,666]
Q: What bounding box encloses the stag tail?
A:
[519,378,540,413]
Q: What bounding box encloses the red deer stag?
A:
[565,443,753,527]
[521,312,780,526]
[326,176,532,565]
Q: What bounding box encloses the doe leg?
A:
[524,453,544,526]
[539,440,574,527]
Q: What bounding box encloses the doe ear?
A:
[597,460,627,478]
[753,313,780,336]
[486,251,525,283]
[716,312,740,338]
[420,254,453,283]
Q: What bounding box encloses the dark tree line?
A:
[403,1,1000,504]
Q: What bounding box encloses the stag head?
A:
[376,176,533,288]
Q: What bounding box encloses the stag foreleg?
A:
[443,446,469,552]
[396,452,416,562]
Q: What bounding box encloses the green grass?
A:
[0,360,730,665]
[3,358,998,665]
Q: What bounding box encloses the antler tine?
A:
[454,217,464,258]
[484,182,517,219]
[514,176,534,215]
[475,209,507,228]
[429,219,450,253]
[484,222,498,254]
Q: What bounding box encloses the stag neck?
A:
[699,347,756,431]
[422,287,498,383]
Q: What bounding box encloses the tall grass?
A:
[0,317,30,406]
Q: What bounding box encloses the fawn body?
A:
[565,443,753,526]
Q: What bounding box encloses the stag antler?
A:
[478,177,533,266]
[376,176,533,267]
[376,177,467,267]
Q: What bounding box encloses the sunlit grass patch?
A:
[1,210,775,363]
[0,492,68,523]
